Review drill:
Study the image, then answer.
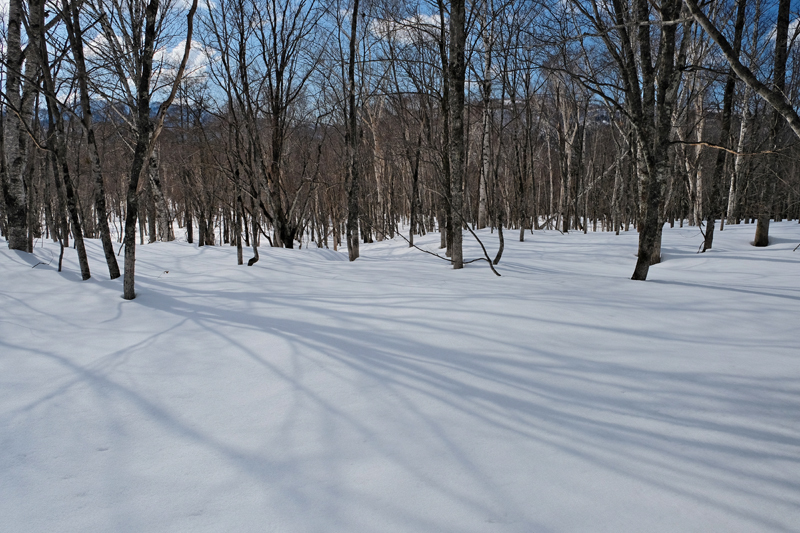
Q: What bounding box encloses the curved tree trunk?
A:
[62,0,120,278]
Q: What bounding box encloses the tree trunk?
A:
[235,195,243,265]
[62,0,120,278]
[754,0,790,248]
[409,132,422,247]
[477,12,491,230]
[123,0,160,300]
[728,87,751,224]
[494,211,504,265]
[754,215,770,246]
[448,0,466,269]
[148,149,173,242]
[345,0,361,261]
[631,0,684,280]
[3,0,34,251]
[34,0,92,280]
[46,123,91,280]
[704,0,746,251]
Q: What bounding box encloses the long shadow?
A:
[109,278,800,530]
[667,251,799,265]
[649,278,800,302]
[5,236,800,531]
[762,236,800,246]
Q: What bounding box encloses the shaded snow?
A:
[1,222,799,532]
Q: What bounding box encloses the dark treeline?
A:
[2,0,800,297]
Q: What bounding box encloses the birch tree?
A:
[87,0,198,299]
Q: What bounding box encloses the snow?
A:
[1,222,799,532]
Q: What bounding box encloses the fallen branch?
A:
[362,215,500,276]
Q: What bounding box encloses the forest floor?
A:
[1,221,799,532]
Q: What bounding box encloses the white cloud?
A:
[370,13,442,45]
[766,16,800,43]
[155,39,210,79]
[84,32,120,61]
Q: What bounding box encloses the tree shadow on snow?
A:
[9,264,798,532]
[108,275,800,531]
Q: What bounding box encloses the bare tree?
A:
[684,0,800,138]
[60,0,121,278]
[88,0,198,299]
[701,0,747,250]
[30,0,93,279]
[564,0,690,280]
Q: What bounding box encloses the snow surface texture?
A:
[1,223,799,533]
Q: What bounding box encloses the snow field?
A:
[1,222,799,532]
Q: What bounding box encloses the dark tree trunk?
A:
[408,133,421,247]
[123,0,160,300]
[62,0,120,278]
[186,206,194,244]
[448,0,466,269]
[704,0,746,251]
[33,0,91,279]
[147,179,157,244]
[754,214,770,246]
[631,0,686,280]
[345,0,361,261]
[46,122,91,280]
[755,0,790,247]
[494,212,504,265]
[435,0,453,258]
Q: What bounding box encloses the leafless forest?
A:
[2,0,800,297]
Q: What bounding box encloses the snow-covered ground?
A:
[1,222,799,532]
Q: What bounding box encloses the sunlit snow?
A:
[1,222,799,532]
